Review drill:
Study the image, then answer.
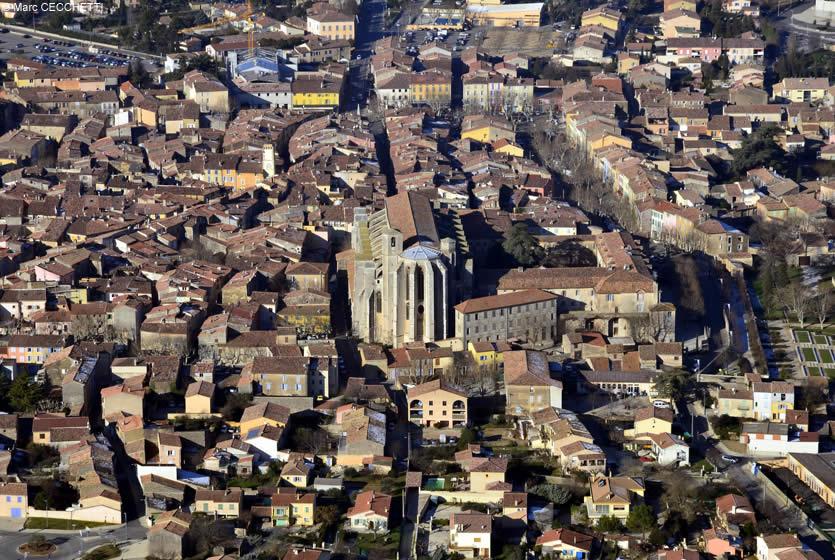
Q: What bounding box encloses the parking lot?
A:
[0,26,139,69]
[393,26,477,56]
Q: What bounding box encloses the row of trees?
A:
[772,280,832,330]
[530,129,640,232]
[752,219,833,326]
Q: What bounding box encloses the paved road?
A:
[399,486,419,560]
[342,0,387,111]
[772,0,835,48]
[0,520,147,560]
[682,398,835,555]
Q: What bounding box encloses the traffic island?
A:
[18,536,57,557]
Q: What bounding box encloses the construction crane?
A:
[247,0,256,56]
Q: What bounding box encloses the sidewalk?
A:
[119,540,149,560]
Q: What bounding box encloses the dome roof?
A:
[401,243,442,261]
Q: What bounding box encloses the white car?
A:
[652,400,671,408]
[721,455,738,464]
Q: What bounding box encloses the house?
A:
[461,115,515,145]
[0,482,27,519]
[286,261,329,292]
[148,509,192,560]
[504,350,562,416]
[646,432,689,466]
[583,474,645,523]
[334,404,386,467]
[2,334,64,365]
[280,455,313,488]
[450,511,492,558]
[756,534,802,560]
[661,9,701,38]
[717,389,755,418]
[101,378,145,422]
[625,406,674,438]
[467,456,509,492]
[243,424,285,460]
[271,489,316,527]
[239,401,291,436]
[752,381,795,422]
[716,494,756,533]
[407,378,468,428]
[32,413,90,448]
[773,77,829,103]
[740,422,818,457]
[502,492,527,521]
[581,6,622,32]
[536,528,594,558]
[184,381,214,415]
[194,488,243,518]
[347,491,391,532]
[787,452,835,508]
[183,71,230,113]
[306,10,355,41]
[703,528,744,558]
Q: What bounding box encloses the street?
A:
[343,0,387,111]
[681,398,834,557]
[0,520,148,560]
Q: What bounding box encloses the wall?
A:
[418,489,505,504]
[27,506,120,524]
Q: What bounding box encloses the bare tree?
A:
[777,280,813,328]
[813,286,832,331]
[629,313,667,344]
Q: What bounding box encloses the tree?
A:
[813,286,832,331]
[9,373,43,412]
[314,504,341,529]
[777,280,813,328]
[596,515,623,533]
[220,392,252,421]
[128,59,150,88]
[292,426,331,454]
[654,370,691,401]
[626,504,656,536]
[541,240,597,267]
[711,414,741,440]
[502,223,544,267]
[799,382,829,414]
[731,125,791,177]
[528,483,573,505]
[456,427,477,451]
